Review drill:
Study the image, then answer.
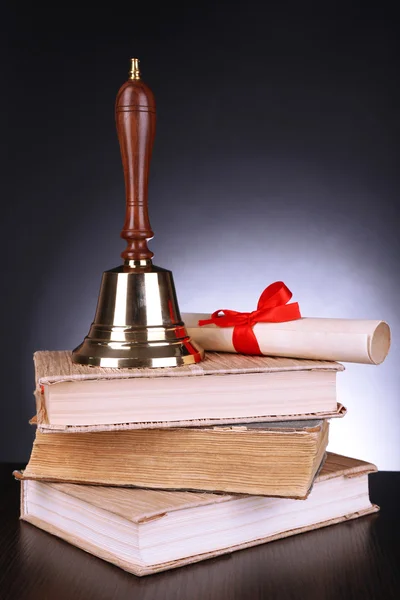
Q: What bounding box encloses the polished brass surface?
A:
[124,259,153,269]
[129,58,140,80]
[72,59,204,368]
[72,262,204,368]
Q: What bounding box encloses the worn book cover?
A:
[23,419,329,497]
[33,350,345,432]
[17,453,378,576]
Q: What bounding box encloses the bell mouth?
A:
[72,335,204,369]
[72,266,204,368]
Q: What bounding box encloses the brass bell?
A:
[72,59,204,368]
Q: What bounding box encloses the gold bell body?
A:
[72,59,204,368]
[73,260,203,368]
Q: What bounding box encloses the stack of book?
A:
[16,351,378,576]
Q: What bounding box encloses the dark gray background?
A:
[2,4,399,467]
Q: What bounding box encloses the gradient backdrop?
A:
[2,4,399,468]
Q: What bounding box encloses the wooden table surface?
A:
[0,464,399,600]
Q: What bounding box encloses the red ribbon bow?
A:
[198,281,301,355]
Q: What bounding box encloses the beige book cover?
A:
[33,350,346,431]
[17,453,378,576]
[23,419,329,497]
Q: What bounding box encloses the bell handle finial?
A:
[115,59,156,262]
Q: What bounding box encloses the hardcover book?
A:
[16,453,378,576]
[33,351,345,432]
[23,419,329,497]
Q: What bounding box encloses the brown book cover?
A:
[16,453,378,576]
[23,419,329,497]
[33,350,345,432]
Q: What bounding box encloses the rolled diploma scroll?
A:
[182,315,391,365]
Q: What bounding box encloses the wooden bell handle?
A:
[115,59,156,261]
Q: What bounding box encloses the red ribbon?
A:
[198,281,301,355]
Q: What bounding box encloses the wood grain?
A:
[0,465,399,599]
[115,76,156,261]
